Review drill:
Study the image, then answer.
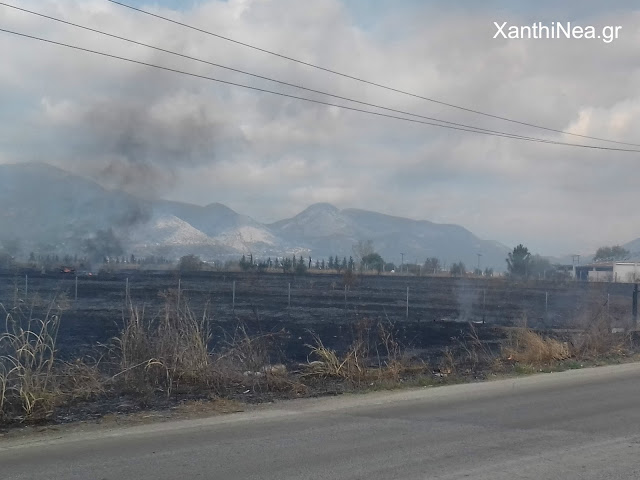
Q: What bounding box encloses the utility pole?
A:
[477,253,482,272]
[400,253,405,274]
[633,284,638,328]
[571,254,581,281]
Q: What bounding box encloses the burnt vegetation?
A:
[1,262,639,427]
[0,242,638,426]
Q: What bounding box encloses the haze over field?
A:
[1,0,640,258]
[0,163,512,270]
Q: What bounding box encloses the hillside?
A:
[0,163,512,270]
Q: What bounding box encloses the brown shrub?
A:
[502,328,570,365]
[0,296,64,423]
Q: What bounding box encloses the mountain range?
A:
[2,162,635,271]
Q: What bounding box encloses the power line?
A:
[2,28,639,152]
[107,0,640,148]
[0,2,574,143]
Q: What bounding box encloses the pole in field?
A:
[25,274,28,296]
[75,275,78,302]
[607,293,610,316]
[125,277,129,298]
[344,284,348,316]
[177,278,181,309]
[232,280,236,310]
[406,286,410,318]
[545,292,548,313]
[632,284,638,327]
[483,289,486,323]
[288,282,291,308]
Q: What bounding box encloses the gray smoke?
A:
[82,228,124,262]
[44,89,248,202]
[455,279,479,322]
[73,98,232,197]
[37,92,248,250]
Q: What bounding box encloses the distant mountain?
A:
[269,203,510,271]
[0,162,145,254]
[0,163,262,259]
[0,163,512,270]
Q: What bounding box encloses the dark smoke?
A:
[68,97,246,198]
[83,228,124,262]
[108,193,153,229]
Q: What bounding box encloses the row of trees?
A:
[505,243,633,280]
[237,254,359,275]
[506,244,560,279]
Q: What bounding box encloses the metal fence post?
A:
[483,289,486,323]
[545,291,548,314]
[406,286,409,319]
[633,284,638,327]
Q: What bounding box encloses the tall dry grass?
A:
[571,307,631,358]
[0,295,63,422]
[112,290,212,396]
[304,319,416,383]
[502,327,570,365]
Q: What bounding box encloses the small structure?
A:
[574,262,640,283]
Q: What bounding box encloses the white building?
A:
[574,262,640,283]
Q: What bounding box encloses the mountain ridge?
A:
[0,162,543,270]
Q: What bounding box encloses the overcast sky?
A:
[1,0,639,256]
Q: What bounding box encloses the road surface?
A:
[2,363,640,479]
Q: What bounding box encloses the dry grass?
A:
[112,294,306,398]
[0,296,64,423]
[2,284,635,428]
[571,308,631,358]
[305,333,367,381]
[304,319,416,383]
[455,323,499,373]
[112,291,213,396]
[213,324,307,395]
[502,327,570,365]
[173,398,244,417]
[57,358,105,403]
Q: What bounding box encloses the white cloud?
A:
[2,0,640,255]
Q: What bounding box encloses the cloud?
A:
[2,0,640,255]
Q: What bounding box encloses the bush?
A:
[0,295,68,423]
[502,328,570,365]
[113,291,212,396]
[178,254,204,272]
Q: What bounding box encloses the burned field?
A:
[0,270,638,426]
[0,270,635,359]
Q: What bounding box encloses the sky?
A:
[1,0,640,256]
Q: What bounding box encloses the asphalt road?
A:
[2,364,640,479]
